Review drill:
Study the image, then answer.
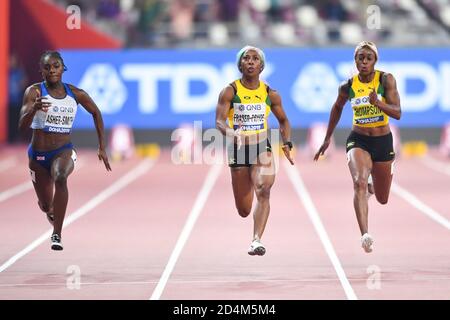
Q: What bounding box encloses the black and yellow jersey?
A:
[228,80,272,135]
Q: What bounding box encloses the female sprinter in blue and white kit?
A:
[19,51,111,250]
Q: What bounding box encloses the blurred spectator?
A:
[318,0,348,21]
[218,0,239,22]
[46,0,450,47]
[169,0,195,43]
[8,53,28,143]
[97,0,120,19]
[134,0,166,46]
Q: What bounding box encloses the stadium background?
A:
[2,0,450,149]
[1,0,450,302]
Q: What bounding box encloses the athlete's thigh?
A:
[29,159,53,204]
[252,151,275,189]
[371,160,394,198]
[230,167,254,207]
[347,147,372,182]
[51,150,75,179]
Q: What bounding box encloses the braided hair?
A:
[39,50,68,71]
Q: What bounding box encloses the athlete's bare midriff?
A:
[352,124,391,137]
[31,130,71,151]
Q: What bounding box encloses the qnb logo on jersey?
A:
[59,106,75,113]
[352,96,371,106]
[237,103,263,111]
[78,64,127,114]
[51,105,74,113]
[245,104,262,111]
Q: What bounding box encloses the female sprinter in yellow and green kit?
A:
[216,46,294,256]
[315,41,401,253]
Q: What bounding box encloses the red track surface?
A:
[0,144,448,299]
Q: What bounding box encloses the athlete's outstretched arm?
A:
[314,82,349,160]
[270,89,294,165]
[18,85,50,132]
[71,86,111,171]
[369,73,401,120]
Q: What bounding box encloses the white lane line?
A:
[284,161,358,300]
[419,155,450,177]
[391,182,450,230]
[0,181,33,203]
[0,157,16,173]
[0,161,86,204]
[150,164,222,300]
[0,158,156,273]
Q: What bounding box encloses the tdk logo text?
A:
[78,63,239,114]
[76,62,273,115]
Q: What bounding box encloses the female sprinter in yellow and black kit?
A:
[216,46,294,256]
[315,41,401,253]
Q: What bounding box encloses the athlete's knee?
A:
[353,177,368,193]
[237,207,251,218]
[53,172,68,187]
[38,201,52,213]
[376,193,389,205]
[236,203,251,217]
[255,184,271,200]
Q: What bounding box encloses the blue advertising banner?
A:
[61,48,450,129]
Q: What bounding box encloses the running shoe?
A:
[248,240,266,256]
[51,234,63,251]
[361,233,374,253]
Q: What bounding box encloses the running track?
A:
[0,144,448,299]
